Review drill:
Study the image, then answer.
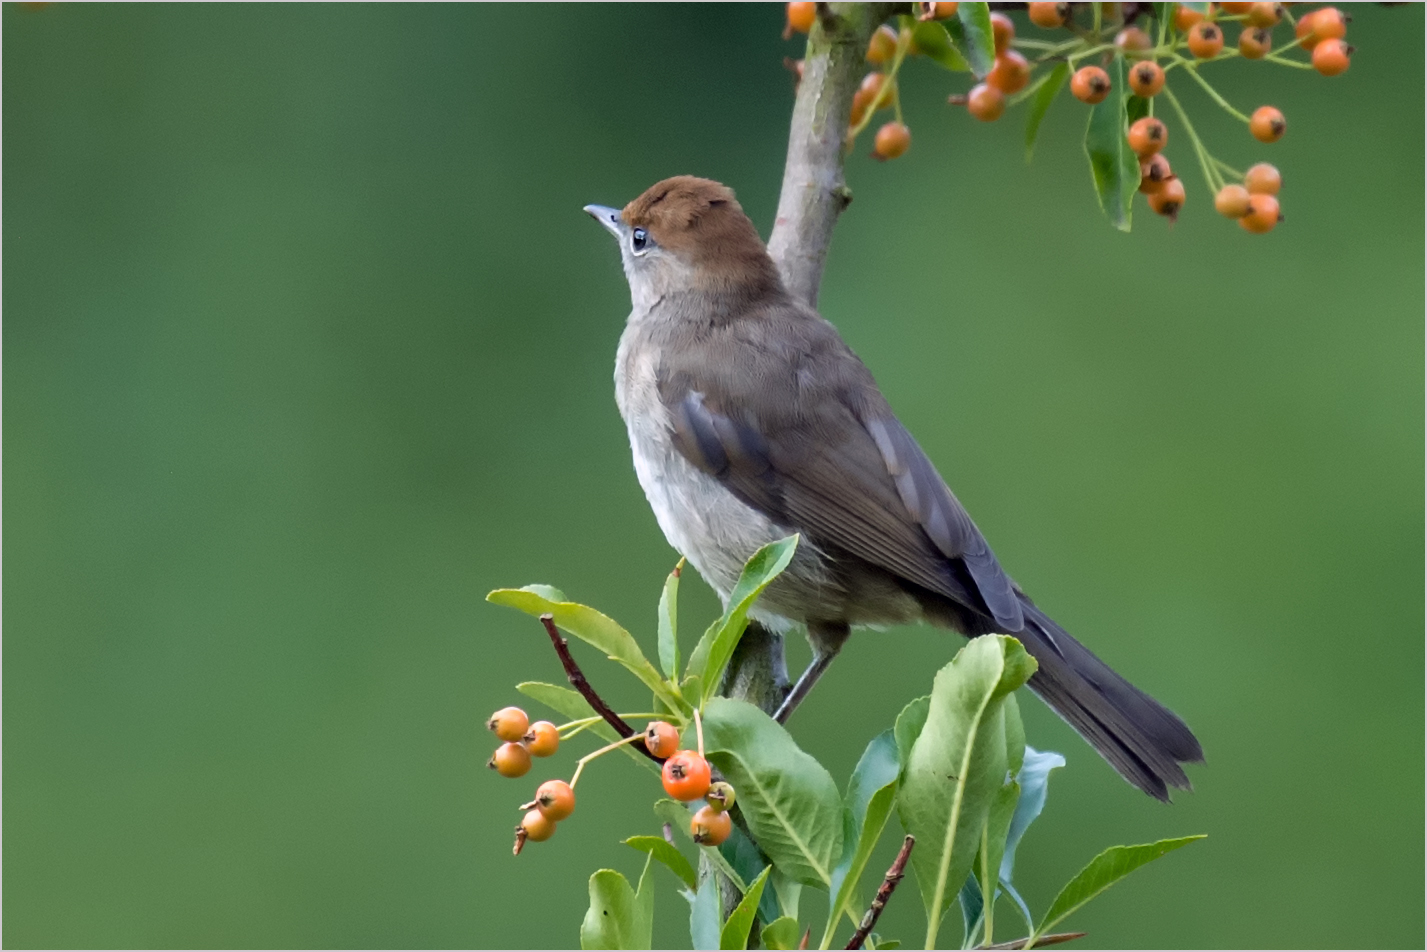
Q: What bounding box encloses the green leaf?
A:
[895,635,1037,949]
[1003,694,1026,778]
[1001,746,1065,883]
[690,871,721,951]
[720,823,782,924]
[702,697,843,887]
[762,916,802,950]
[517,682,658,773]
[950,2,996,78]
[658,562,683,682]
[770,867,802,922]
[911,20,969,71]
[719,866,770,950]
[686,536,799,704]
[893,695,931,774]
[681,675,704,707]
[1024,61,1069,162]
[635,854,656,948]
[969,780,1021,944]
[488,587,684,712]
[822,730,901,949]
[625,835,697,892]
[1127,93,1150,125]
[1082,53,1140,232]
[581,861,653,950]
[1034,835,1207,940]
[520,583,567,603]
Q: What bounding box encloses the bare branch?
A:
[768,2,895,306]
[845,834,915,950]
[538,614,661,763]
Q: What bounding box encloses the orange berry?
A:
[1173,4,1205,31]
[535,779,576,821]
[966,83,1005,121]
[866,24,898,65]
[490,742,532,778]
[524,721,560,758]
[1239,193,1281,233]
[913,1,959,19]
[1127,116,1169,156]
[643,720,681,759]
[662,751,712,801]
[1311,6,1348,39]
[1220,1,1253,12]
[520,808,556,842]
[1071,65,1111,103]
[990,12,1015,53]
[1249,105,1285,143]
[1214,183,1252,217]
[1244,162,1281,195]
[1128,60,1165,97]
[1115,26,1153,54]
[488,706,529,743]
[691,805,733,846]
[1028,2,1070,28]
[1138,153,1173,193]
[786,2,816,34]
[986,50,1031,94]
[1147,176,1186,218]
[1238,26,1272,58]
[874,121,911,159]
[706,781,737,812]
[1296,7,1345,48]
[1245,1,1282,27]
[1187,21,1224,57]
[1311,38,1351,76]
[860,70,892,104]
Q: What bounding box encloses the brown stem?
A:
[845,834,915,950]
[538,614,661,763]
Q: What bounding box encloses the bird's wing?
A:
[657,315,1023,631]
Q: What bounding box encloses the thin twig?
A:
[844,835,915,950]
[980,932,1086,950]
[538,614,661,763]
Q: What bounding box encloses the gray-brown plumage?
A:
[585,176,1202,801]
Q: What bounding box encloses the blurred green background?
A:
[4,3,1422,948]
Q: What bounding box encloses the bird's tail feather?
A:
[1013,595,1203,802]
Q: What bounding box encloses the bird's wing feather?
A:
[657,311,1023,631]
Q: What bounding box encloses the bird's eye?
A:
[631,228,651,255]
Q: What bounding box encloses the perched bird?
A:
[585,176,1202,800]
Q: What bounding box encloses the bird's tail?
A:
[1013,594,1203,801]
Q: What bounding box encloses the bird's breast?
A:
[615,323,822,628]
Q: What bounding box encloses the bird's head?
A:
[585,176,783,308]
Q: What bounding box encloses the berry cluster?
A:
[783,2,1354,231]
[656,722,737,846]
[487,705,559,778]
[489,706,738,853]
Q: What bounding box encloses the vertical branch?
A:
[726,5,894,719]
[767,3,895,306]
[713,6,893,919]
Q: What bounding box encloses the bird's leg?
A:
[773,622,850,724]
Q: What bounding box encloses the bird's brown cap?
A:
[622,176,783,293]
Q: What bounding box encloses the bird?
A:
[584,175,1202,801]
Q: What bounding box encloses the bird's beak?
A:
[583,204,624,238]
